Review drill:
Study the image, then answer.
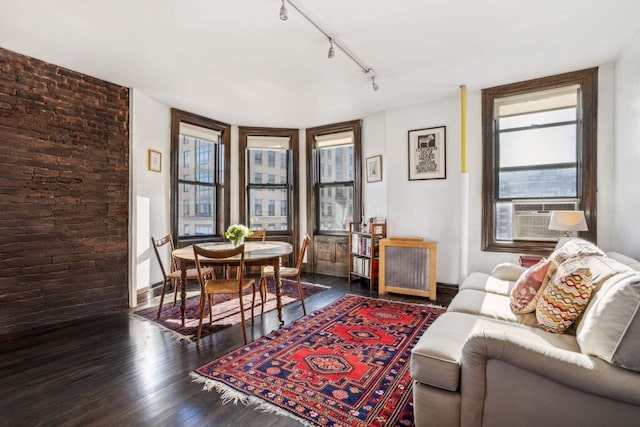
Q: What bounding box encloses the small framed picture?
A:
[148,149,162,173]
[366,155,382,183]
[408,126,446,181]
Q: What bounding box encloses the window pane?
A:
[495,202,513,241]
[179,136,217,183]
[499,124,576,168]
[499,167,577,199]
[248,188,288,230]
[499,107,576,130]
[319,185,353,231]
[178,184,215,237]
[248,148,287,184]
[320,145,353,183]
[218,143,225,185]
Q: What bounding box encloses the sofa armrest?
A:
[460,330,640,427]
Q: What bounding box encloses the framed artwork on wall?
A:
[148,149,162,172]
[408,126,446,181]
[366,155,382,182]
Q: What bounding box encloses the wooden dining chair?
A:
[151,234,213,319]
[193,243,257,347]
[259,234,311,316]
[247,228,267,242]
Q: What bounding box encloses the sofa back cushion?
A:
[536,257,593,333]
[606,251,640,272]
[577,271,640,372]
[551,238,605,265]
[578,255,633,296]
[510,258,552,314]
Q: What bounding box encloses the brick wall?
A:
[0,47,129,338]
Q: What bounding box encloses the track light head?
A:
[279,0,288,21]
[328,39,335,59]
[371,75,379,92]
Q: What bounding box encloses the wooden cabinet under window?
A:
[348,222,387,291]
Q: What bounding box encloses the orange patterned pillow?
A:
[510,258,552,314]
[536,258,593,333]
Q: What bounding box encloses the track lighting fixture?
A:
[279,0,288,21]
[279,0,379,91]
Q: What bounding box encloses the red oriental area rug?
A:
[134,279,328,342]
[191,294,445,426]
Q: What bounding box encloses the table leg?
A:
[274,258,284,324]
[180,260,187,327]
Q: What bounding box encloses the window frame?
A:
[306,120,362,237]
[238,127,299,242]
[171,109,230,246]
[481,68,598,254]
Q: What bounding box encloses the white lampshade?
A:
[548,210,588,234]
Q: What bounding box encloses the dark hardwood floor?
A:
[0,274,455,427]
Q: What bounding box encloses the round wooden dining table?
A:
[171,241,293,326]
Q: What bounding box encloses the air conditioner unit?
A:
[512,199,579,241]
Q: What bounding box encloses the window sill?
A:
[483,240,556,256]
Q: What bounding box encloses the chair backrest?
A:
[193,244,246,289]
[246,229,267,242]
[151,234,176,280]
[295,234,311,271]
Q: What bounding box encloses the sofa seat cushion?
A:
[577,271,640,372]
[410,312,580,392]
[459,272,515,296]
[447,289,538,328]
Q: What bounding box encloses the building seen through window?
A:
[245,135,292,232]
[315,131,355,232]
[177,122,223,238]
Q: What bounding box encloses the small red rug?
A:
[134,279,328,341]
[191,294,445,426]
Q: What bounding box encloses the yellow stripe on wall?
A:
[460,85,468,173]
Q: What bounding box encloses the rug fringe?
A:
[190,372,316,426]
[130,312,194,342]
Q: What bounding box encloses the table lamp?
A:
[548,210,588,237]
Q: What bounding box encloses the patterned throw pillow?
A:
[510,258,552,314]
[536,258,593,333]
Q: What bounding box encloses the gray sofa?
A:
[410,238,640,427]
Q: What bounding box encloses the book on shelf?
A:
[351,255,371,277]
[352,235,372,256]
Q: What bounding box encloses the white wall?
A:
[362,111,388,220]
[613,27,640,259]
[130,89,171,300]
[374,97,462,284]
[597,64,615,251]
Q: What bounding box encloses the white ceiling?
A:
[1,0,639,128]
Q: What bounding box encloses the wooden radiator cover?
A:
[379,238,437,300]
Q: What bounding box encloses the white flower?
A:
[225,224,252,242]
